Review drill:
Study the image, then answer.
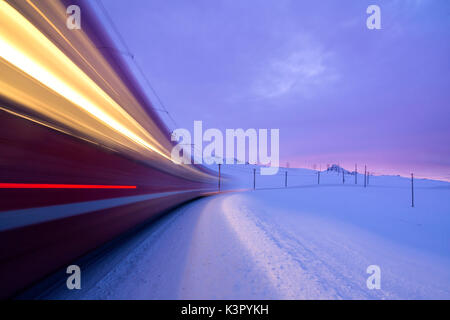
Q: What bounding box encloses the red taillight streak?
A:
[0,183,136,189]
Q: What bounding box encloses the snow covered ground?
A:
[44,167,450,299]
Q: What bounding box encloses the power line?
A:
[95,0,179,129]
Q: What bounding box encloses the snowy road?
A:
[43,183,450,299]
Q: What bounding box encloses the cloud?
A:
[253,35,339,99]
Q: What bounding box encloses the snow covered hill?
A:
[42,167,450,300]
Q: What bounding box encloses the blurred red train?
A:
[0,0,216,298]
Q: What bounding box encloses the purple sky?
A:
[97,0,450,180]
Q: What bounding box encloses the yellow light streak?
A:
[0,1,215,181]
[24,0,119,97]
[0,1,170,161]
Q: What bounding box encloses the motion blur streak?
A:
[0,0,217,298]
[0,0,212,179]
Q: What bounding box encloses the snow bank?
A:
[44,170,450,299]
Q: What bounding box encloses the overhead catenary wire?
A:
[95,0,179,130]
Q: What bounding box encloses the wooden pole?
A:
[218,163,221,191]
[411,173,414,207]
[253,168,256,190]
[364,165,367,188]
[285,171,288,188]
[318,171,320,184]
[342,169,345,184]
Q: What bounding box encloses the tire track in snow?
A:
[246,206,384,299]
[221,193,398,299]
[221,194,341,299]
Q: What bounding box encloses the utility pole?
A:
[364,165,367,188]
[218,163,221,191]
[342,169,345,184]
[253,168,256,190]
[411,173,414,207]
[355,163,357,184]
[285,171,288,188]
[318,170,320,184]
